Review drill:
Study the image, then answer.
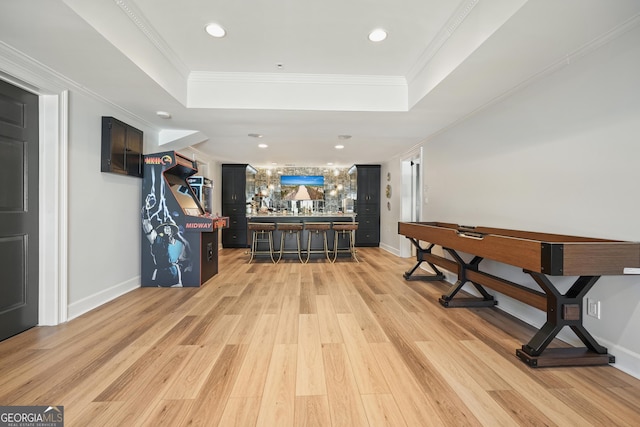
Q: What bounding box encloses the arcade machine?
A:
[141,151,228,287]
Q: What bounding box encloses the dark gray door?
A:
[0,79,39,341]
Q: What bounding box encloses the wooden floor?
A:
[1,248,639,426]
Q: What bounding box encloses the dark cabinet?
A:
[222,165,248,204]
[101,116,143,178]
[222,164,255,248]
[356,166,380,204]
[351,165,380,247]
[221,203,248,247]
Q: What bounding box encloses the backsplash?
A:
[251,166,354,213]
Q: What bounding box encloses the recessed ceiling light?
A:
[335,145,344,149]
[156,111,171,119]
[248,133,263,138]
[205,23,226,38]
[368,28,387,42]
[338,134,351,140]
[258,143,268,148]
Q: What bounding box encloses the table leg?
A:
[403,239,446,281]
[439,250,496,307]
[516,272,614,367]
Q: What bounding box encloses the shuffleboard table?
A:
[398,221,640,367]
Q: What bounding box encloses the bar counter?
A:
[247,213,356,220]
[246,213,356,260]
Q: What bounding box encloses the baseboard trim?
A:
[67,277,140,321]
[594,338,640,379]
[379,242,400,256]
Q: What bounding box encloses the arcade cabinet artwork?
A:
[141,151,228,287]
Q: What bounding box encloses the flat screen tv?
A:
[281,175,325,200]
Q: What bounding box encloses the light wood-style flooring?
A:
[1,248,639,426]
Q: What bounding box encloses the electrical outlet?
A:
[587,298,601,319]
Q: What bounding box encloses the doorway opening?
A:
[400,148,422,258]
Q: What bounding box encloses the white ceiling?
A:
[1,0,639,168]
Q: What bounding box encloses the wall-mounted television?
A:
[281,175,325,200]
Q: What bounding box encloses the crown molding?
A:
[0,42,71,95]
[0,41,159,131]
[187,71,408,111]
[189,71,407,87]
[561,12,640,65]
[416,13,640,147]
[187,71,408,110]
[113,0,190,79]
[406,0,479,83]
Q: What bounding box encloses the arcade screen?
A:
[281,175,325,200]
[165,172,205,216]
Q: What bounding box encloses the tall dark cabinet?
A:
[350,165,381,247]
[222,164,255,248]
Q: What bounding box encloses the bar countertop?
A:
[247,212,356,220]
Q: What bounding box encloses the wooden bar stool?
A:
[304,222,331,263]
[276,222,304,263]
[332,222,359,262]
[247,222,276,263]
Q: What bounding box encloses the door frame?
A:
[399,147,422,258]
[1,64,69,325]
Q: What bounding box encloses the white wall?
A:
[66,91,158,317]
[380,157,404,256]
[382,25,640,377]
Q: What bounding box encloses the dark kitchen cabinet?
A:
[350,165,380,247]
[222,164,248,204]
[222,164,256,248]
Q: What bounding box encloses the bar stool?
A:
[304,222,332,263]
[276,222,304,263]
[247,222,276,263]
[332,222,359,262]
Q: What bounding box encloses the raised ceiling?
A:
[1,0,639,167]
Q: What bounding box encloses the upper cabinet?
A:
[222,164,257,205]
[350,164,380,206]
[101,116,143,178]
[355,165,381,205]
